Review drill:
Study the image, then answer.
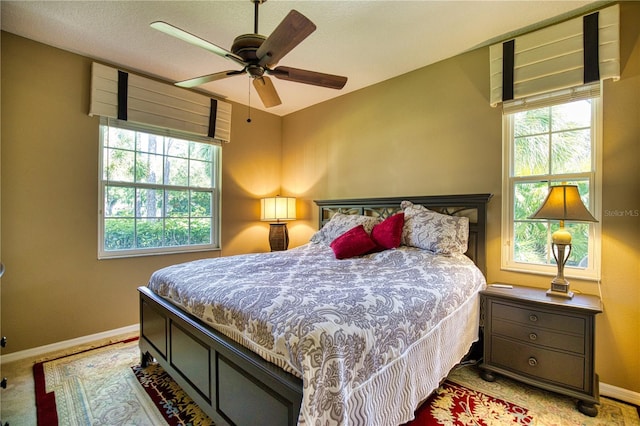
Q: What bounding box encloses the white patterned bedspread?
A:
[147,243,486,426]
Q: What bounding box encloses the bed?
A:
[138,193,491,425]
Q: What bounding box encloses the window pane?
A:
[167,190,189,217]
[136,133,164,154]
[514,181,548,220]
[551,100,591,131]
[105,148,135,182]
[105,186,134,217]
[104,218,135,250]
[190,141,213,161]
[551,129,591,174]
[135,152,164,184]
[575,181,591,204]
[564,222,590,267]
[514,108,550,137]
[165,218,189,246]
[166,138,189,158]
[190,218,211,245]
[191,191,212,217]
[514,135,549,177]
[136,218,163,248]
[190,159,212,187]
[106,127,135,150]
[514,221,548,264]
[166,157,189,186]
[136,188,163,218]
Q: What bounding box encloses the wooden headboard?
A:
[314,194,492,275]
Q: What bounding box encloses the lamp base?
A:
[268,223,289,251]
[546,242,574,299]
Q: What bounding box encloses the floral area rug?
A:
[407,380,532,425]
[131,362,211,425]
[35,339,640,426]
[445,365,640,426]
[34,338,168,426]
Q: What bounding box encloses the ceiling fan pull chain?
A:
[247,79,252,123]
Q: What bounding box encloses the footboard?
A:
[138,286,303,426]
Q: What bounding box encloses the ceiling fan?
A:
[151,0,348,108]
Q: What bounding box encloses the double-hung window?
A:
[501,84,602,281]
[98,118,221,258]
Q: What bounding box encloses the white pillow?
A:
[400,200,469,255]
[310,213,381,245]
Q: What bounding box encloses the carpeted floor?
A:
[0,331,140,426]
[447,367,640,426]
[2,334,639,426]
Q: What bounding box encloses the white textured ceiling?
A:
[1,0,603,116]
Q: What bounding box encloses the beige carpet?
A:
[2,334,639,426]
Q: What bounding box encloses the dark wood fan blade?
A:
[256,10,316,68]
[269,66,347,89]
[150,21,246,66]
[175,70,244,88]
[253,76,282,108]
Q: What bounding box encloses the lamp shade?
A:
[529,185,597,222]
[261,197,296,222]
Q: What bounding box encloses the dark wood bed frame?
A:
[138,193,492,425]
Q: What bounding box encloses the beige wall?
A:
[282,46,503,248]
[282,3,639,393]
[1,2,638,395]
[0,33,281,353]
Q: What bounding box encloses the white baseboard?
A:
[0,324,139,365]
[601,382,640,406]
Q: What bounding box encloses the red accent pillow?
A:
[330,225,377,259]
[371,213,405,250]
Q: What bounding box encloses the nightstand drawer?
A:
[490,336,585,390]
[492,318,585,354]
[492,302,584,334]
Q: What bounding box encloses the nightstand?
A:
[479,284,603,416]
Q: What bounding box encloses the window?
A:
[502,86,601,280]
[98,119,221,258]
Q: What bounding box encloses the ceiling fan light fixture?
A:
[247,65,265,78]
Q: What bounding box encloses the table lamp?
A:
[529,184,597,298]
[261,196,296,251]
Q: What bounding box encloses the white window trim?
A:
[501,92,602,281]
[98,118,221,259]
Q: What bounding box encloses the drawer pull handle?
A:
[529,333,538,341]
[529,314,538,322]
[528,357,538,367]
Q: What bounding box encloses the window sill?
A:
[500,264,601,282]
[98,246,221,260]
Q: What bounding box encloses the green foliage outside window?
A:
[101,124,217,254]
[511,100,593,268]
